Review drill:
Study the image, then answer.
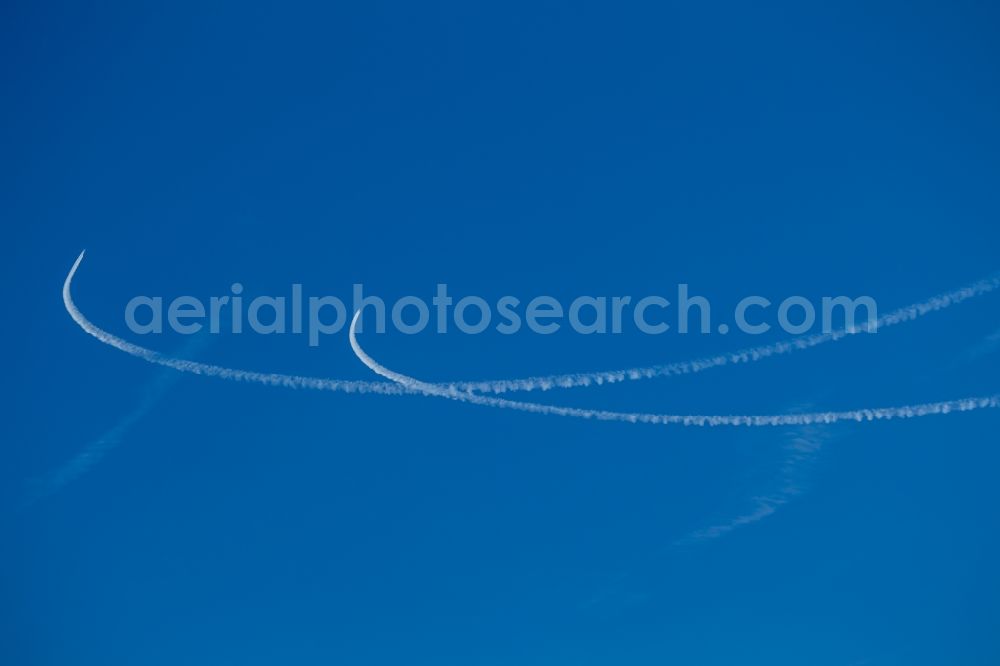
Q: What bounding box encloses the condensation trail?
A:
[68,251,1000,402]
[349,310,1000,426]
[448,274,1000,394]
[66,251,1000,426]
[64,251,405,395]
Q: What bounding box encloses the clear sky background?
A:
[3,2,1000,664]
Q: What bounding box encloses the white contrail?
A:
[66,251,1000,427]
[64,251,405,395]
[67,251,1000,402]
[447,274,1000,394]
[349,310,1000,427]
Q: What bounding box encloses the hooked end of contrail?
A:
[64,250,87,299]
[70,250,86,274]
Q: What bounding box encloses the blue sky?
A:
[3,1,1000,664]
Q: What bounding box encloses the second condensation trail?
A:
[349,311,1000,427]
[447,274,1000,394]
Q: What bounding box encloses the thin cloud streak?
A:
[675,424,831,543]
[20,335,209,507]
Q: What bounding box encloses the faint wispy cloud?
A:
[954,326,1000,366]
[580,417,835,615]
[19,335,208,508]
[675,421,832,544]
